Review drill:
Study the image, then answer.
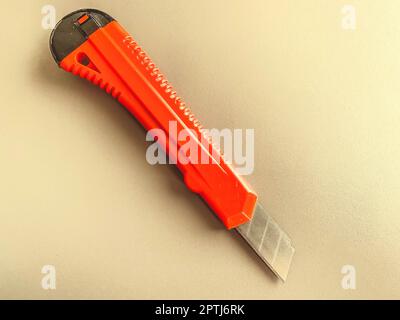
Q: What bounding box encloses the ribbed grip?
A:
[68,63,122,99]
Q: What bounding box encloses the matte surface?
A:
[1,0,399,299]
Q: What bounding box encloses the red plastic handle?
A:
[59,20,257,229]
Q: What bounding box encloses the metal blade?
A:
[236,203,295,281]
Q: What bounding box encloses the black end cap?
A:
[50,9,114,65]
